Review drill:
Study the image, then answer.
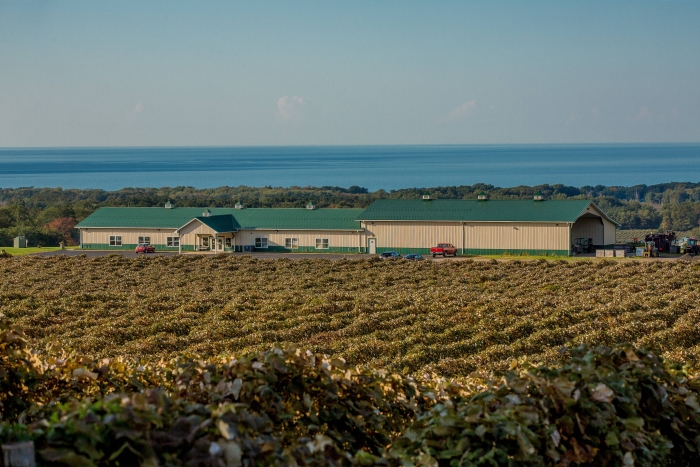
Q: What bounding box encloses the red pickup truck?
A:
[430,243,458,257]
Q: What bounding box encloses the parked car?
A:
[404,254,424,261]
[135,243,156,253]
[379,251,402,260]
[430,243,458,257]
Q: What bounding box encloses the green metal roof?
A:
[76,207,364,231]
[193,215,237,233]
[74,201,619,231]
[232,208,364,230]
[355,199,614,224]
[76,207,212,229]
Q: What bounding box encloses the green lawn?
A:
[0,246,80,256]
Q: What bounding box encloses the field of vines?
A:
[2,254,700,376]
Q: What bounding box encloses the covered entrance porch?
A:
[177,213,239,253]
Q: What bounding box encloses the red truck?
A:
[431,243,458,257]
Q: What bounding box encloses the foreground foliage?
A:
[2,317,700,466]
[2,256,700,376]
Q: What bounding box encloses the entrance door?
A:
[368,238,376,254]
[216,238,224,251]
[200,236,210,251]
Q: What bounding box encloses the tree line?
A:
[2,182,700,246]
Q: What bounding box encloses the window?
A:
[109,236,122,246]
[201,237,209,247]
[167,236,179,247]
[285,237,299,249]
[315,238,329,249]
[255,237,268,248]
[138,236,151,245]
[225,238,232,248]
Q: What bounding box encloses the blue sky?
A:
[0,0,699,146]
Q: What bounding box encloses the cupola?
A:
[533,191,544,201]
[235,201,244,209]
[306,202,316,210]
[477,191,488,201]
[202,208,212,217]
[164,200,173,209]
[422,192,433,200]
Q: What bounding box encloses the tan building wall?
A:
[236,229,362,252]
[603,217,617,245]
[465,222,570,251]
[361,221,571,254]
[362,222,463,250]
[81,228,179,247]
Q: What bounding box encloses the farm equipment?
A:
[642,241,659,258]
[644,231,675,254]
[572,237,593,255]
[675,237,698,255]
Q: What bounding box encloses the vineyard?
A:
[1,255,700,375]
[2,255,700,465]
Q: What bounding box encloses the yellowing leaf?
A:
[218,419,235,440]
[591,383,614,403]
[72,367,98,380]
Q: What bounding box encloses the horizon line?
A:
[2,142,700,150]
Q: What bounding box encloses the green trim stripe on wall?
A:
[375,247,570,257]
[81,244,568,256]
[80,244,361,253]
[81,244,190,251]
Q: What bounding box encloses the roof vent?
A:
[235,201,244,209]
[533,191,544,201]
[202,208,212,217]
[477,191,488,201]
[165,200,173,209]
[422,192,433,200]
[306,202,316,210]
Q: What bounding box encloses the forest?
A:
[2,181,700,246]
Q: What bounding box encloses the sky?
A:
[0,0,699,147]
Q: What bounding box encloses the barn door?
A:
[368,238,376,254]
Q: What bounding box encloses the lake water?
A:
[0,144,699,191]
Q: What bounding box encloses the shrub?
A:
[2,314,700,466]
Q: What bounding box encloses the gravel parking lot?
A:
[30,250,683,261]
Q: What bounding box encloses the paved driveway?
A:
[33,250,460,261]
[33,250,375,260]
[35,250,181,258]
[30,250,686,262]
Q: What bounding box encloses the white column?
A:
[178,230,181,255]
[214,234,218,253]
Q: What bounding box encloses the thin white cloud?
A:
[134,102,144,113]
[636,107,653,123]
[277,96,306,121]
[448,100,477,119]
